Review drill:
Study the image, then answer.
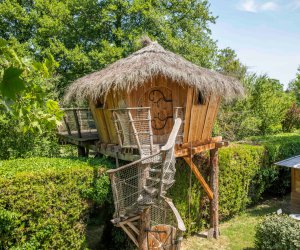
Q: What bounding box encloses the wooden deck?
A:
[57,108,99,156]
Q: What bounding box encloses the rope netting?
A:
[109,145,176,220]
[112,107,159,158]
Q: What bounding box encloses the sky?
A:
[208,0,300,87]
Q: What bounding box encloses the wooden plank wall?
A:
[89,101,110,143]
[183,89,221,144]
[124,76,188,144]
[291,168,300,212]
[89,76,221,146]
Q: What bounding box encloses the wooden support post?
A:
[209,148,219,239]
[183,157,214,200]
[78,146,86,157]
[138,208,150,250]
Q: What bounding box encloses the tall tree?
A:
[0,0,218,94]
[288,66,300,104]
[216,47,247,80]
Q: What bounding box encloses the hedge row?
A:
[0,157,113,249]
[1,133,300,248]
[170,133,300,233]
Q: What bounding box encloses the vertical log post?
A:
[139,208,150,250]
[209,148,219,239]
[78,146,86,157]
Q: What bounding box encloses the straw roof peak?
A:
[140,36,154,47]
[65,40,243,103]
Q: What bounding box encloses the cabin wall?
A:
[291,168,300,212]
[90,76,221,146]
[122,76,188,144]
[183,88,221,144]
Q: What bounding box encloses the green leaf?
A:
[0,67,25,100]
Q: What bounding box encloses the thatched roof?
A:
[65,38,243,102]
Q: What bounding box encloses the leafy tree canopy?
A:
[0,0,218,94]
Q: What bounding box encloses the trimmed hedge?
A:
[0,157,112,249]
[170,133,300,234]
[170,144,268,232]
[1,133,300,247]
[255,214,300,250]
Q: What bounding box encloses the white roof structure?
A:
[275,155,300,169]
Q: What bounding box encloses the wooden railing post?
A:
[139,207,150,250]
[209,148,219,239]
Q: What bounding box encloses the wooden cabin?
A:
[65,38,243,158]
[65,38,243,245]
[276,156,300,213]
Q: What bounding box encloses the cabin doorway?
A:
[139,86,173,144]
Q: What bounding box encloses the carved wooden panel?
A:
[139,86,173,136]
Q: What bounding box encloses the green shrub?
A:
[255,214,300,250]
[170,144,268,233]
[248,133,300,195]
[171,133,300,234]
[0,157,112,249]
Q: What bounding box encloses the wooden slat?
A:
[89,101,110,143]
[184,156,214,200]
[201,95,221,140]
[103,93,118,144]
[189,92,210,142]
[207,96,222,137]
[183,87,194,143]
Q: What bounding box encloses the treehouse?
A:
[65,38,242,158]
[64,38,243,249]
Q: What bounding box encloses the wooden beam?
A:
[183,157,214,200]
[127,221,139,235]
[175,143,216,158]
[120,224,139,247]
[216,141,229,148]
[177,136,222,150]
[209,148,219,239]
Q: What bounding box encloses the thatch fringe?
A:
[64,39,243,103]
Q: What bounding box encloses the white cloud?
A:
[261,2,279,11]
[288,0,300,10]
[237,0,279,12]
[238,0,258,12]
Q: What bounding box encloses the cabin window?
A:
[197,92,205,105]
[95,100,104,109]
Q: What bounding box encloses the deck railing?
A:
[58,108,97,138]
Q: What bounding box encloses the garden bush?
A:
[170,144,268,233]
[2,133,300,247]
[255,214,300,250]
[170,133,300,234]
[0,157,112,249]
[248,133,300,195]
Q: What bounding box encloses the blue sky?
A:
[208,0,300,87]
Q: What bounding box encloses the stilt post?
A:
[209,148,219,239]
[139,208,150,250]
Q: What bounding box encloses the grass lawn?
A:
[182,196,290,250]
